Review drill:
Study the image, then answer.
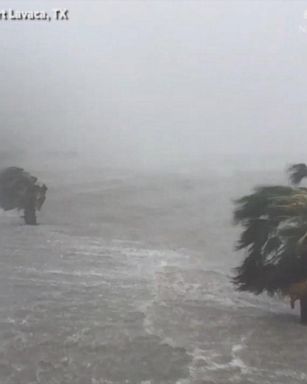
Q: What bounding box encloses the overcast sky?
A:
[1,1,307,169]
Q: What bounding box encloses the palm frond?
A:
[233,182,307,295]
[234,186,293,224]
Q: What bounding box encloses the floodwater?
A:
[0,165,306,384]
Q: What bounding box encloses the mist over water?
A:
[1,1,307,170]
[1,1,307,383]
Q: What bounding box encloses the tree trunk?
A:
[23,207,37,225]
[300,297,307,324]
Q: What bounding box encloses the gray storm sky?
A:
[1,0,307,169]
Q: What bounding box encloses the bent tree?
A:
[233,164,307,323]
[0,167,47,225]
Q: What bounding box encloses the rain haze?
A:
[0,1,307,383]
[1,0,307,170]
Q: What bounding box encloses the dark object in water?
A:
[0,167,47,225]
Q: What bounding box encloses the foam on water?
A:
[0,170,306,383]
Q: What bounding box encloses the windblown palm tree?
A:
[233,164,307,323]
[288,163,307,185]
[0,167,47,225]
